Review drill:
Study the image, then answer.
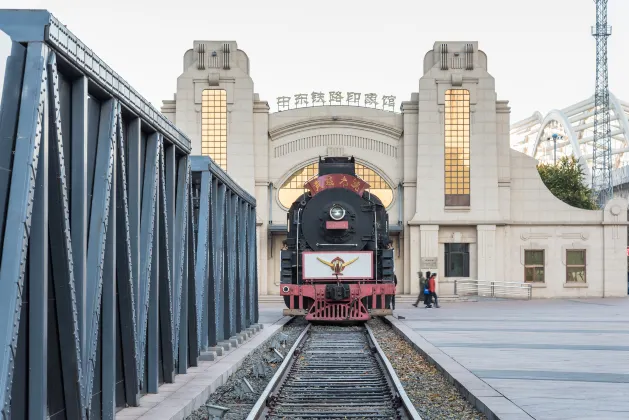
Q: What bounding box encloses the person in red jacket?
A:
[428,273,440,308]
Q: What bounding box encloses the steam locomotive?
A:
[280,156,395,322]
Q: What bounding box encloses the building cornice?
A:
[269,116,403,141]
[254,101,270,113]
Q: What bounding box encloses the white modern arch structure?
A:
[510,93,629,187]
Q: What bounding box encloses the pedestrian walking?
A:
[413,272,425,307]
[428,273,440,308]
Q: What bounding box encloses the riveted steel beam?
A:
[174,158,190,364]
[71,75,88,359]
[195,171,211,350]
[187,183,199,367]
[47,51,86,420]
[190,157,255,206]
[127,118,141,318]
[158,140,175,382]
[84,97,117,411]
[215,183,227,342]
[0,42,26,253]
[208,176,218,347]
[225,192,237,339]
[237,199,247,332]
[28,72,48,420]
[138,133,159,386]
[101,121,117,420]
[147,193,159,393]
[114,103,140,405]
[0,42,49,418]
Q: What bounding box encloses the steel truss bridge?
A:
[0,9,258,419]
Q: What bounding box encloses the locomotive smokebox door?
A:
[325,284,350,301]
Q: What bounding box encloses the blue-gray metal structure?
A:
[0,9,258,419]
[592,0,614,206]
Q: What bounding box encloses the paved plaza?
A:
[392,298,629,419]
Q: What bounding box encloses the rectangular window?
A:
[201,89,227,170]
[566,250,586,283]
[524,250,545,282]
[445,243,470,277]
[444,89,470,207]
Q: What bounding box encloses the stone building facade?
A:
[162,40,628,298]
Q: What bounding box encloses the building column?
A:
[419,225,439,294]
[477,225,496,282]
[256,224,268,295]
[408,226,421,295]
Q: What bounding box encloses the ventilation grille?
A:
[197,44,205,70]
[274,134,397,158]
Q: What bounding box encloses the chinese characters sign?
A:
[276,92,396,112]
[304,174,371,196]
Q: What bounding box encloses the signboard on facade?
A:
[304,174,370,196]
[276,92,397,112]
[302,251,373,280]
[421,257,438,269]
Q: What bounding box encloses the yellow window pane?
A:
[278,162,394,209]
[201,89,228,171]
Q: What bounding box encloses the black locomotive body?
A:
[279,156,395,321]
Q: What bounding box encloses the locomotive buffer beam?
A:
[315,243,358,247]
[325,284,351,301]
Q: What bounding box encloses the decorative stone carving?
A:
[520,232,552,241]
[559,232,589,240]
[208,71,219,86]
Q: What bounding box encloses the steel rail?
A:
[247,324,421,420]
[365,324,423,419]
[246,324,311,420]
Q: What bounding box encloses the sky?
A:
[1,0,629,123]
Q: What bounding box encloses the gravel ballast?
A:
[368,317,486,420]
[185,317,308,420]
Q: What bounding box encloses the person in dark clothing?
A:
[391,273,398,310]
[413,272,425,307]
[424,271,432,307]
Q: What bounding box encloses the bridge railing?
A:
[454,279,533,300]
[0,9,257,420]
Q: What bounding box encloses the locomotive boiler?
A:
[280,156,395,322]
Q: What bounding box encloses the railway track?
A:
[247,324,421,419]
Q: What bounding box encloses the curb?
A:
[117,316,293,420]
[384,316,534,420]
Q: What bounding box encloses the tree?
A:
[537,156,599,210]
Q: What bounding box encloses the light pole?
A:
[546,133,562,165]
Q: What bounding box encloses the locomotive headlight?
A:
[329,205,346,221]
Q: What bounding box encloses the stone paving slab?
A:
[389,298,629,419]
[117,303,287,420]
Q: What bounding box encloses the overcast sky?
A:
[1,0,628,123]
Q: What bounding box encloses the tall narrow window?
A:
[566,250,586,283]
[524,250,545,283]
[201,89,227,170]
[445,243,470,277]
[445,89,470,206]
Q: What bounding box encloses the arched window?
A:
[444,89,470,206]
[278,162,394,209]
[201,89,227,170]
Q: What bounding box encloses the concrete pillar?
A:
[419,225,439,294]
[477,225,496,282]
[408,225,421,295]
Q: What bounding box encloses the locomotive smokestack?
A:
[318,156,356,177]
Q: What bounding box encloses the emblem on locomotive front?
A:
[316,256,359,275]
